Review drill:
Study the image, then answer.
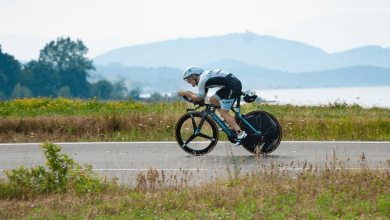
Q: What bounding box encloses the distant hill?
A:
[88,63,188,94]
[293,65,390,88]
[202,59,261,70]
[92,32,390,72]
[228,65,390,90]
[88,61,390,93]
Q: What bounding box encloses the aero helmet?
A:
[182,66,204,80]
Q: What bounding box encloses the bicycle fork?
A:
[182,111,216,147]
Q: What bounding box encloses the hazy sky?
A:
[1,0,390,61]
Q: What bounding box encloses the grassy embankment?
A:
[1,142,390,219]
[0,97,389,142]
[1,98,390,218]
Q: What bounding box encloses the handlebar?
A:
[182,96,205,106]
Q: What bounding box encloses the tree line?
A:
[0,37,175,101]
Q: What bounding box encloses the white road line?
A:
[91,169,208,171]
[1,141,390,146]
[0,142,178,146]
[56,142,179,145]
[279,167,390,171]
[0,143,43,146]
[282,141,390,144]
[3,168,388,172]
[0,142,175,146]
[0,169,208,172]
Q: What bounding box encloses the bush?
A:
[1,142,116,199]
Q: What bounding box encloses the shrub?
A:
[1,142,115,199]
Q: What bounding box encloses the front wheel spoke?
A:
[190,117,197,131]
[185,134,197,145]
[197,133,213,140]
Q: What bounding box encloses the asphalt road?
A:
[1,141,390,186]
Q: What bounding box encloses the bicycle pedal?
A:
[237,131,247,140]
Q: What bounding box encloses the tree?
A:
[112,77,128,100]
[57,86,72,98]
[0,45,22,98]
[21,61,59,97]
[168,92,182,101]
[11,83,33,99]
[89,80,114,100]
[0,90,6,100]
[38,37,95,97]
[129,88,141,101]
[149,91,163,102]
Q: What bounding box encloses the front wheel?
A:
[239,111,282,155]
[175,112,219,156]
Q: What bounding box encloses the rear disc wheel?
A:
[239,111,282,155]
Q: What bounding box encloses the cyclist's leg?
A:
[210,88,227,116]
[209,95,221,106]
[213,88,242,134]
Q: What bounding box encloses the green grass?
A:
[1,97,389,119]
[0,97,187,118]
[0,100,389,219]
[1,97,390,142]
[1,143,390,219]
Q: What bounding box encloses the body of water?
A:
[254,87,390,108]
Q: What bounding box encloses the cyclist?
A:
[178,66,247,145]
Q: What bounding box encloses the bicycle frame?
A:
[186,101,261,138]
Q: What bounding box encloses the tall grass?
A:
[1,143,390,219]
[0,97,389,142]
[2,97,389,119]
[0,97,186,118]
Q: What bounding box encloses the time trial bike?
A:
[175,92,282,156]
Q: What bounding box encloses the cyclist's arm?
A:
[187,91,198,96]
[178,90,206,101]
[190,91,206,102]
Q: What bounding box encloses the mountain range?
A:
[92,32,390,72]
[88,62,390,93]
[89,32,390,93]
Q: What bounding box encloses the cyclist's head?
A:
[183,66,203,85]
